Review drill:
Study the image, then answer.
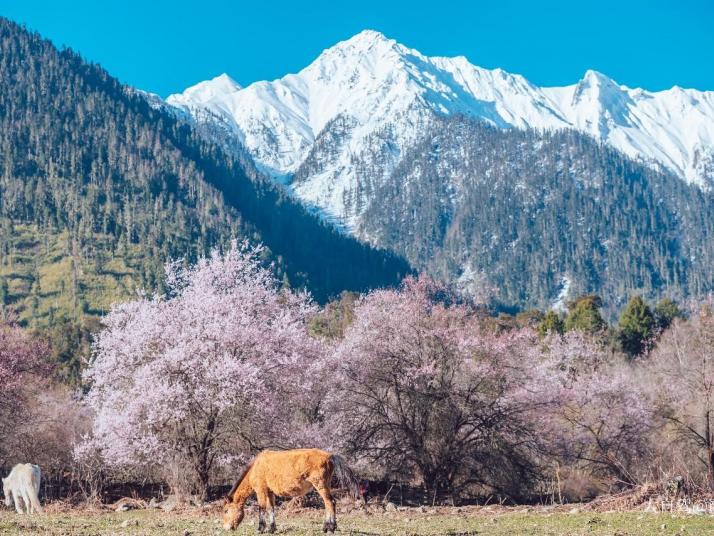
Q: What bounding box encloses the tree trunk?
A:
[196,464,210,502]
[194,415,216,502]
[706,409,714,491]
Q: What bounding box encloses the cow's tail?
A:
[329,454,362,501]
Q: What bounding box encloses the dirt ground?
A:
[2,502,714,535]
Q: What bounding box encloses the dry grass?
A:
[2,502,714,535]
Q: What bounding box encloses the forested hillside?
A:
[0,18,409,326]
[360,116,714,316]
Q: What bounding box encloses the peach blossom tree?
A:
[79,241,326,498]
[0,315,50,464]
[328,276,558,499]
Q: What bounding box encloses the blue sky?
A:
[2,0,712,97]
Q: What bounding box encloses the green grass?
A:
[1,507,714,535]
[0,223,147,326]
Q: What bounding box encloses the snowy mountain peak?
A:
[169,73,241,106]
[214,72,241,87]
[334,29,396,50]
[165,30,714,215]
[301,29,413,91]
[580,69,615,85]
[573,69,622,99]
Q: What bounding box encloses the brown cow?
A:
[222,448,358,533]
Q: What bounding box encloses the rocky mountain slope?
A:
[360,116,714,313]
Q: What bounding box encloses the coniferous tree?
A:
[0,277,8,306]
[537,310,565,338]
[618,296,656,356]
[653,297,683,331]
[565,295,606,334]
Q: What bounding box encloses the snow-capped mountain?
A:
[166,30,714,230]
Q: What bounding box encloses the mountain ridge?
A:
[167,29,714,209]
[162,30,714,313]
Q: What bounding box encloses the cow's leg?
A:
[29,490,42,514]
[20,488,33,514]
[255,488,269,533]
[257,506,265,533]
[11,490,24,514]
[266,491,276,533]
[311,480,336,533]
[31,474,42,514]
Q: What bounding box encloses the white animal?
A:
[2,463,42,514]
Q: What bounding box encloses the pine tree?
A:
[653,297,683,331]
[565,295,606,334]
[618,296,655,356]
[0,277,8,306]
[537,310,565,338]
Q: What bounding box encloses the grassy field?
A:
[0,222,146,326]
[2,505,714,535]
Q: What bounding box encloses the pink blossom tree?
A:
[647,306,714,489]
[0,315,50,464]
[79,241,326,499]
[542,331,653,488]
[328,276,557,500]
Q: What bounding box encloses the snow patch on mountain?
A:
[552,276,572,313]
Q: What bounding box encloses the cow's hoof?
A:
[268,522,276,533]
